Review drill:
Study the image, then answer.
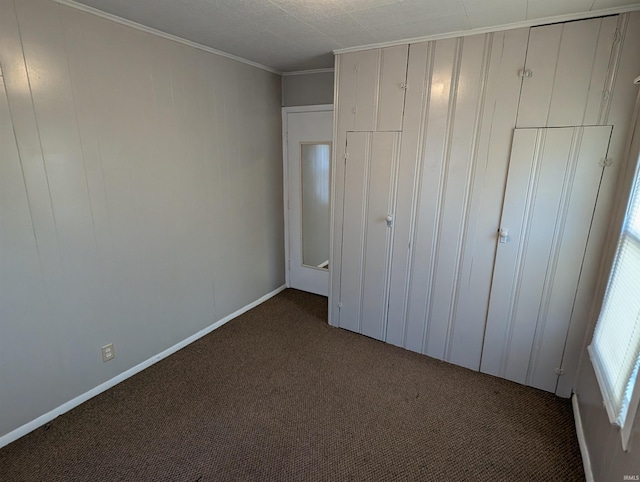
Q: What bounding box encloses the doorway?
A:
[282,105,333,296]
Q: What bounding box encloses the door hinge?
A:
[518,69,533,79]
[354,64,360,73]
[351,106,357,115]
[344,152,349,163]
[400,82,408,90]
[337,302,343,310]
[599,158,613,167]
[554,367,565,376]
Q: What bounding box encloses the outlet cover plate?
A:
[101,343,114,362]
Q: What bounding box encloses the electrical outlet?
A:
[101,343,115,362]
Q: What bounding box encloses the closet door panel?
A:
[515,24,562,128]
[480,126,610,390]
[337,132,368,333]
[360,133,400,340]
[480,129,570,381]
[528,126,612,392]
[337,131,400,339]
[377,45,409,132]
[546,19,603,127]
[502,130,574,385]
[517,17,618,128]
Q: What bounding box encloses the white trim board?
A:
[573,394,595,482]
[0,284,287,450]
[51,0,281,75]
[334,4,640,55]
[282,68,335,76]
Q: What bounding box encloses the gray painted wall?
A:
[282,72,335,107]
[0,0,284,439]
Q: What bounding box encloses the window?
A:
[589,148,640,451]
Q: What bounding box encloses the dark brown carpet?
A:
[0,289,584,481]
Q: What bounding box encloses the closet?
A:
[330,13,640,396]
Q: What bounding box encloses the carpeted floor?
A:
[0,289,584,481]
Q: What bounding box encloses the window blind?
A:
[589,157,640,434]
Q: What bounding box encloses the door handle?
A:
[386,215,394,228]
[498,227,509,243]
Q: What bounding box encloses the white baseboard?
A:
[0,284,286,450]
[572,393,595,482]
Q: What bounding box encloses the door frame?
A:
[282,104,334,289]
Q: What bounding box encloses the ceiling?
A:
[69,0,640,73]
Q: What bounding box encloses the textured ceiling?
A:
[70,0,640,72]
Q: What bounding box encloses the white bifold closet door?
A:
[481,125,612,392]
[337,131,401,340]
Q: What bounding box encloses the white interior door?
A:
[285,107,333,296]
[480,125,612,393]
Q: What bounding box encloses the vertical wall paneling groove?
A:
[330,53,351,327]
[329,56,343,327]
[421,37,464,359]
[385,41,435,348]
[0,0,283,439]
[444,34,492,362]
[0,62,59,432]
[586,16,618,125]
[598,14,627,126]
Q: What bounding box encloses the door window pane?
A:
[301,143,330,268]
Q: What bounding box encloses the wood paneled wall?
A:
[331,12,640,400]
[385,30,528,370]
[0,0,283,438]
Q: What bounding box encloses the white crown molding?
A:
[282,68,335,76]
[334,4,640,54]
[51,0,282,75]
